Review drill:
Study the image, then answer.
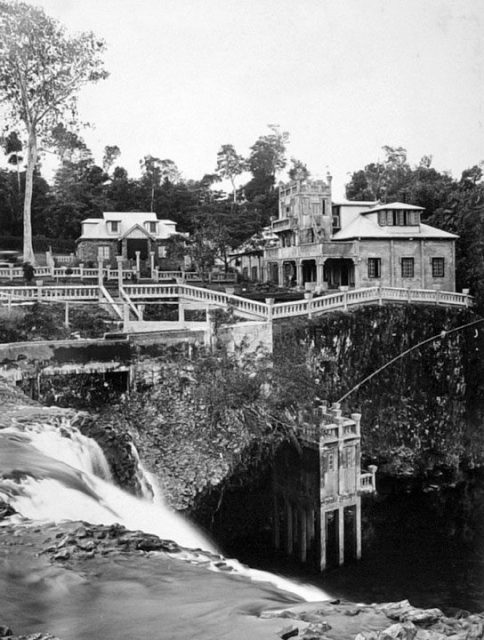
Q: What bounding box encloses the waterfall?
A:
[0,416,329,602]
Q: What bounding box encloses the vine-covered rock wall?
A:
[274,304,484,476]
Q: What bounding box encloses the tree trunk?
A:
[23,129,37,265]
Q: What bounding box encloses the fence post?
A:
[116,256,123,293]
[378,285,382,306]
[304,292,313,318]
[462,288,469,308]
[343,291,348,311]
[436,290,442,305]
[407,287,412,303]
[79,262,84,282]
[97,259,104,301]
[64,300,70,328]
[265,297,274,323]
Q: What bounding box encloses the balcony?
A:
[264,241,357,262]
[272,217,296,233]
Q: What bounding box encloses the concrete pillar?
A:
[64,301,69,328]
[320,508,327,571]
[273,494,280,550]
[123,303,130,331]
[317,260,325,287]
[338,506,345,566]
[355,497,362,560]
[150,251,155,278]
[299,507,307,563]
[116,255,124,291]
[135,251,141,279]
[285,501,293,556]
[97,259,104,287]
[265,297,274,323]
[278,262,284,287]
[79,263,84,281]
[296,260,303,288]
[178,301,185,324]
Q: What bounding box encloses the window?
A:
[97,245,110,260]
[109,221,119,233]
[311,202,320,215]
[158,245,167,258]
[368,257,381,278]
[148,221,157,233]
[378,209,420,226]
[302,197,310,214]
[401,257,414,278]
[251,265,258,281]
[242,266,248,279]
[432,257,445,277]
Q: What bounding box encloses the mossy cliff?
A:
[274,304,484,476]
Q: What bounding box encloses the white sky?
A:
[19,0,484,197]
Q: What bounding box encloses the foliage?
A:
[0,302,112,342]
[288,157,310,181]
[0,0,108,262]
[215,144,246,203]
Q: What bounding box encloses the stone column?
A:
[338,507,345,566]
[296,260,303,288]
[116,255,124,291]
[79,263,84,281]
[316,260,325,287]
[278,262,284,287]
[97,258,104,300]
[135,251,141,279]
[149,251,155,278]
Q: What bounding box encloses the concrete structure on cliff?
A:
[274,402,377,571]
[237,176,458,292]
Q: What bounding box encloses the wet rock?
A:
[279,624,299,639]
[302,622,332,639]
[0,501,16,521]
[380,622,418,640]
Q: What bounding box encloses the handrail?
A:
[99,285,123,320]
[0,284,473,319]
[119,286,142,320]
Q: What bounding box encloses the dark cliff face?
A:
[274,304,484,476]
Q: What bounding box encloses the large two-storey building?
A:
[260,176,457,291]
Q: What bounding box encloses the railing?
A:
[0,285,100,302]
[119,286,142,320]
[123,283,269,319]
[359,471,377,493]
[0,284,473,318]
[99,285,123,320]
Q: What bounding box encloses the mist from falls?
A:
[0,416,329,604]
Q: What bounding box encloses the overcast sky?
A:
[25,0,484,197]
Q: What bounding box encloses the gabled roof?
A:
[361,202,424,215]
[120,223,155,240]
[77,211,178,241]
[332,214,458,240]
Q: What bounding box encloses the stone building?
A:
[76,212,182,268]
[260,177,457,291]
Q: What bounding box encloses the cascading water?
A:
[0,416,329,604]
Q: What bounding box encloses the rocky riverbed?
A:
[0,517,482,640]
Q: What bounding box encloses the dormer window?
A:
[147,221,157,234]
[109,221,119,233]
[378,209,419,226]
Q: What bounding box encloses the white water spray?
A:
[0,417,330,602]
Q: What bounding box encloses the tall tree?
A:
[288,157,310,181]
[1,131,23,191]
[245,125,289,207]
[102,145,121,174]
[0,1,108,263]
[215,144,246,204]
